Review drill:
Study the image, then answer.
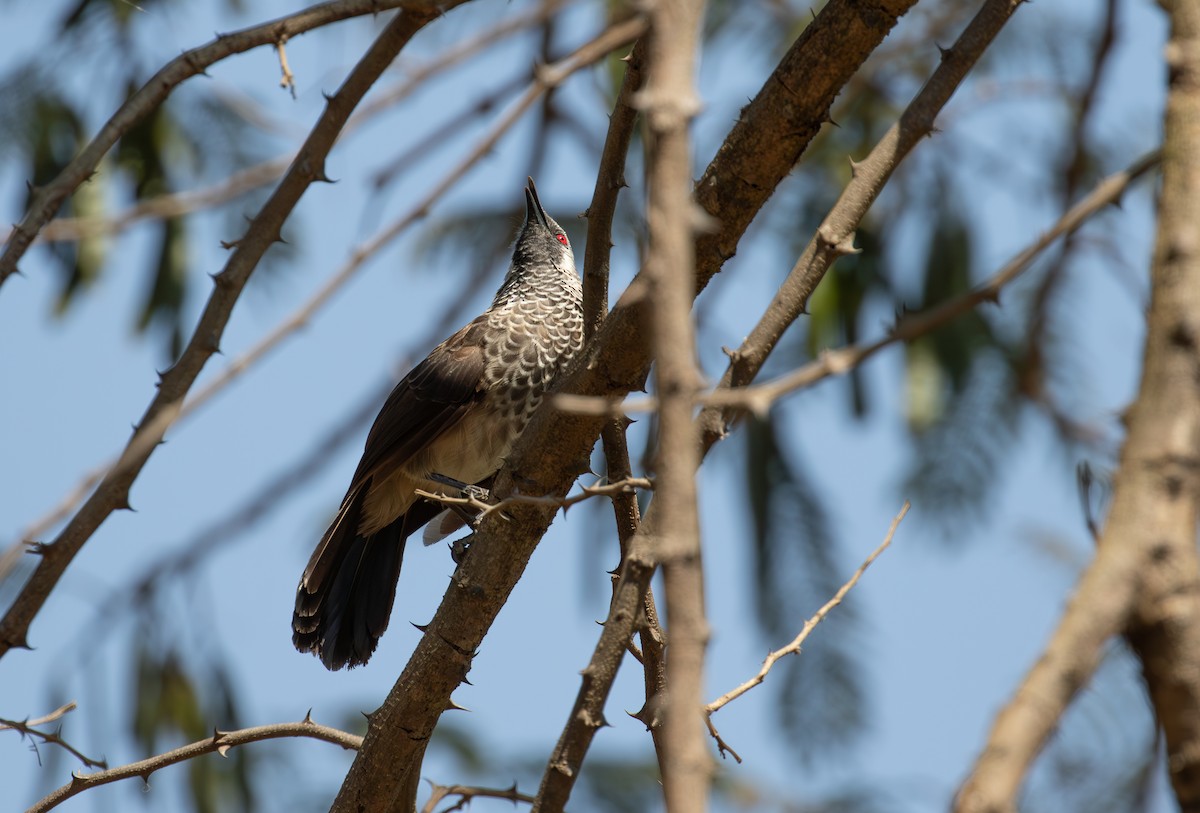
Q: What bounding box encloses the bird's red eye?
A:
[556,233,569,246]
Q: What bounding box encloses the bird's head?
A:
[512,177,575,277]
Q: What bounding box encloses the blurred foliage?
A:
[0,0,274,360]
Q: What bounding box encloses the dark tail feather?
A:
[292,487,441,670]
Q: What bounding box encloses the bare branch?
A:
[0,702,105,770]
[421,781,534,813]
[703,502,909,760]
[0,3,464,661]
[0,0,474,287]
[29,717,361,813]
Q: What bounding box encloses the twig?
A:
[28,716,361,813]
[0,3,464,661]
[6,14,645,599]
[276,34,298,98]
[555,132,1160,424]
[0,0,470,287]
[0,702,105,770]
[415,477,652,522]
[703,502,909,761]
[421,781,534,813]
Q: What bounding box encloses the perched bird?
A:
[292,179,583,670]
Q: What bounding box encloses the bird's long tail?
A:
[292,485,440,670]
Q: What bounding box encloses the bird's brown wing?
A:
[352,315,491,485]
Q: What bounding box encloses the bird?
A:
[292,178,583,670]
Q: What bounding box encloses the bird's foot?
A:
[428,472,492,503]
[451,533,474,565]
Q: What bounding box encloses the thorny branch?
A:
[0,702,105,770]
[703,502,909,762]
[420,781,534,813]
[29,716,361,813]
[0,0,473,286]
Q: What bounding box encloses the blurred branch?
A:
[25,0,569,247]
[0,702,105,770]
[639,0,709,810]
[1114,6,1200,809]
[1019,0,1119,426]
[555,149,1160,420]
[0,0,473,286]
[704,502,908,762]
[5,14,644,603]
[328,2,921,810]
[420,781,534,813]
[29,716,362,813]
[956,17,1198,806]
[0,5,464,661]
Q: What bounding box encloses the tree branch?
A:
[0,702,105,771]
[639,0,709,810]
[0,3,465,661]
[29,717,361,813]
[703,502,908,761]
[0,0,473,286]
[1111,4,1200,808]
[327,3,918,810]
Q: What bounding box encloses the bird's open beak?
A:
[525,177,550,231]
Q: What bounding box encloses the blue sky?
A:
[0,0,1173,811]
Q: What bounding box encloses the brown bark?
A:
[1125,2,1200,808]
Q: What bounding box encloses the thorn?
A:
[445,697,471,713]
[219,239,239,251]
[321,90,336,103]
[202,333,221,355]
[461,675,473,687]
[211,728,225,742]
[937,43,953,61]
[26,540,48,556]
[114,495,134,512]
[411,621,430,633]
[211,270,234,288]
[848,156,864,177]
[303,708,314,724]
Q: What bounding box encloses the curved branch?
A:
[0,702,104,771]
[0,3,464,661]
[28,718,361,813]
[0,0,471,287]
